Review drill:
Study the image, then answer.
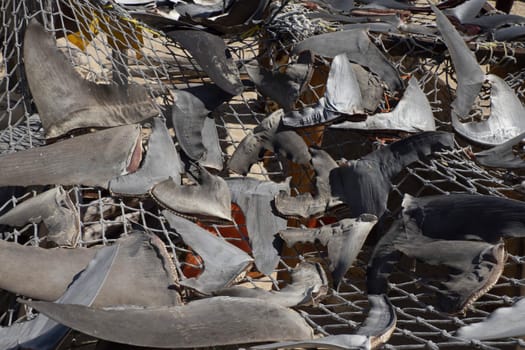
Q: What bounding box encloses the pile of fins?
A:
[4,0,525,348]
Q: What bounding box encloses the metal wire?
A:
[2,0,525,349]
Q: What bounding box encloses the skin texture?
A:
[151,165,232,222]
[457,298,525,340]
[357,0,412,9]
[163,210,253,294]
[475,132,525,169]
[464,14,525,30]
[395,239,506,313]
[400,193,525,242]
[368,193,516,312]
[110,118,184,196]
[0,233,181,308]
[493,26,525,41]
[0,186,79,246]
[199,116,224,170]
[279,214,378,286]
[276,132,454,219]
[23,19,158,139]
[282,53,364,127]
[330,132,455,218]
[173,0,230,18]
[252,334,371,350]
[0,124,141,188]
[171,85,231,165]
[25,296,314,348]
[452,74,525,146]
[357,294,397,349]
[226,177,290,275]
[342,22,399,34]
[432,4,484,121]
[166,30,243,95]
[331,77,436,132]
[292,29,402,91]
[319,0,355,11]
[444,0,486,23]
[228,109,311,175]
[127,11,198,31]
[274,148,342,219]
[216,262,328,307]
[245,54,313,112]
[351,63,384,113]
[252,294,396,350]
[0,244,119,350]
[179,0,270,34]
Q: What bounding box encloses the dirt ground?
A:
[492,0,525,14]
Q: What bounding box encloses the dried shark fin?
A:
[216,262,328,307]
[228,109,311,175]
[357,0,412,9]
[432,3,484,121]
[341,22,399,35]
[475,132,525,169]
[292,29,402,91]
[245,53,313,111]
[163,211,253,294]
[0,239,94,301]
[274,148,342,219]
[352,63,384,113]
[465,14,525,30]
[457,298,525,340]
[395,238,506,313]
[191,0,270,34]
[152,166,232,222]
[228,132,265,175]
[331,77,436,132]
[319,0,355,12]
[166,30,243,95]
[452,74,525,146]
[23,19,158,139]
[110,118,183,196]
[251,293,396,350]
[282,53,364,127]
[323,53,364,115]
[0,243,119,350]
[24,296,314,348]
[0,186,79,246]
[226,177,289,275]
[368,192,525,296]
[0,124,141,188]
[172,85,231,164]
[174,0,230,18]
[356,294,397,349]
[367,219,404,295]
[96,232,182,307]
[400,193,525,242]
[330,131,455,217]
[128,10,198,31]
[444,0,486,23]
[493,25,525,41]
[252,334,371,350]
[369,192,525,305]
[200,116,224,170]
[171,89,208,161]
[280,214,378,286]
[274,190,333,219]
[0,233,181,308]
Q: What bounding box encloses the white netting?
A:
[2,1,525,349]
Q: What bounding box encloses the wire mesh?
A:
[2,0,525,349]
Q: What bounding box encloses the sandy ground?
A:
[508,0,525,15]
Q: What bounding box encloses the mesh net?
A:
[2,0,525,349]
